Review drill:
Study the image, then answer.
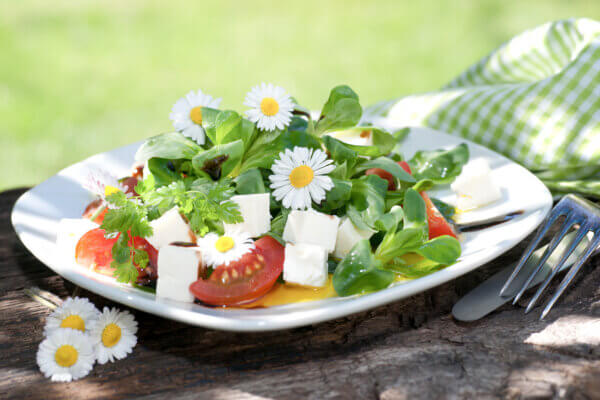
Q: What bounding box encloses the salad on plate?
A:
[58,83,501,308]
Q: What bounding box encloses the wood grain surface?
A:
[1,188,599,400]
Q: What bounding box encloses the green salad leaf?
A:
[408,143,469,184]
[355,157,416,183]
[333,240,394,296]
[315,85,362,135]
[192,139,244,179]
[347,175,388,231]
[135,132,202,162]
[234,168,267,194]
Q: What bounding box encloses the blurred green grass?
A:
[1,0,599,190]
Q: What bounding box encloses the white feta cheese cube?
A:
[223,193,271,237]
[333,217,374,259]
[283,243,329,287]
[282,209,340,252]
[451,158,502,210]
[156,275,195,303]
[156,244,202,303]
[146,207,194,249]
[56,218,99,261]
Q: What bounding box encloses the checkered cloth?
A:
[366,18,600,198]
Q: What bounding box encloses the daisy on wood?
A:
[89,307,138,364]
[44,297,100,336]
[37,328,95,382]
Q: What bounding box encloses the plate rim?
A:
[11,127,553,331]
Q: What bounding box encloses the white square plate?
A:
[11,127,552,331]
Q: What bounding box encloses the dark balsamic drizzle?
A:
[456,210,524,232]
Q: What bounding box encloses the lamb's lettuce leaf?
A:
[135,132,202,162]
[315,85,362,135]
[346,175,388,231]
[333,240,394,296]
[408,143,469,184]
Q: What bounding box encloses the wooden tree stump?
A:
[1,188,599,399]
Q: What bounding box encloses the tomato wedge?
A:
[397,161,412,175]
[395,161,457,239]
[422,192,458,239]
[75,228,158,284]
[190,235,284,306]
[365,168,396,190]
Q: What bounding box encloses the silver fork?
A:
[500,194,600,319]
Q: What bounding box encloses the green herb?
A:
[100,191,153,284]
[138,177,242,236]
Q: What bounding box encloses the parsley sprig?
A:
[100,191,153,284]
[137,175,243,236]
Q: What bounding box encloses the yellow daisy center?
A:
[190,106,203,125]
[104,185,120,197]
[101,323,122,348]
[289,165,314,188]
[215,236,235,253]
[60,315,86,332]
[55,345,78,368]
[260,97,279,116]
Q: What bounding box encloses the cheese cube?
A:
[146,207,194,249]
[56,218,99,261]
[223,193,271,237]
[282,209,340,252]
[283,243,329,287]
[451,158,502,210]
[156,244,202,302]
[333,217,374,259]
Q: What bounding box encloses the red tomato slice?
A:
[421,192,458,239]
[394,161,456,239]
[75,228,158,283]
[365,168,397,191]
[397,161,412,175]
[190,235,284,306]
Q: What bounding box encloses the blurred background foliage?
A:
[1,0,599,190]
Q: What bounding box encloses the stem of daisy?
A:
[90,203,108,222]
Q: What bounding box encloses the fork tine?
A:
[540,232,600,319]
[524,224,589,313]
[511,215,576,304]
[500,208,564,296]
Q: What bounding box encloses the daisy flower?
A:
[44,297,100,336]
[244,83,294,131]
[82,169,131,206]
[198,229,255,268]
[269,147,335,210]
[89,307,138,364]
[37,328,95,382]
[169,89,222,145]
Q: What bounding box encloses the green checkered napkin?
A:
[366,18,600,198]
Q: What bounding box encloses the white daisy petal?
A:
[244,83,294,131]
[44,297,100,336]
[37,329,95,382]
[197,230,255,268]
[89,307,138,364]
[169,89,220,140]
[268,147,336,210]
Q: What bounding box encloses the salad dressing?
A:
[240,276,336,308]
